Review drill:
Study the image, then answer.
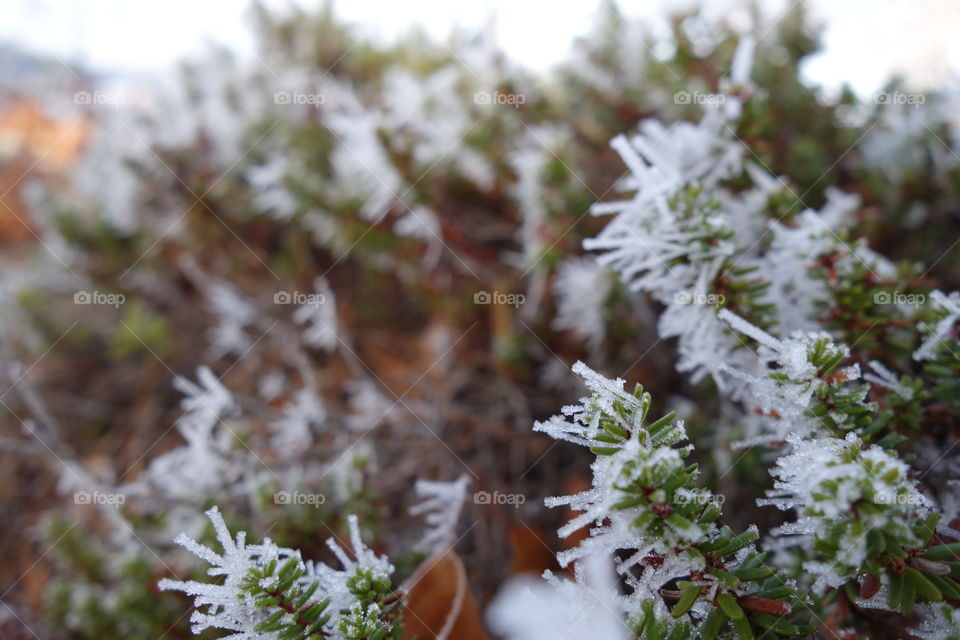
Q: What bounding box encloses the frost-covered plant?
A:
[493,28,960,640]
[911,603,960,640]
[763,434,941,592]
[6,4,960,639]
[494,356,960,637]
[494,361,814,639]
[159,506,403,639]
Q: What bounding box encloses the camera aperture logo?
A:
[274,291,326,307]
[274,90,326,108]
[473,490,525,509]
[473,290,525,308]
[74,490,125,507]
[74,290,125,308]
[274,490,326,508]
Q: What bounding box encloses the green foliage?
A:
[629,598,693,640]
[41,517,197,638]
[569,373,811,638]
[111,300,172,359]
[922,341,960,412]
[241,557,333,638]
[337,567,404,640]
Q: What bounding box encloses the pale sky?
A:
[1,0,958,96]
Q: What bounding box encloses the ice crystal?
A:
[915,290,960,361]
[138,367,243,498]
[409,475,470,554]
[487,555,629,640]
[718,309,861,437]
[912,602,960,640]
[762,433,932,587]
[270,387,325,452]
[293,278,338,351]
[552,258,613,351]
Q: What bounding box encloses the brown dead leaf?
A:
[0,161,34,245]
[0,98,90,171]
[402,550,487,640]
[0,98,91,245]
[507,523,555,576]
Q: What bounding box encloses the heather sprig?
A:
[531,362,812,639]
[159,507,402,640]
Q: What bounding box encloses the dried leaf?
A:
[402,550,487,640]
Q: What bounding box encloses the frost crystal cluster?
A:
[159,507,402,640]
